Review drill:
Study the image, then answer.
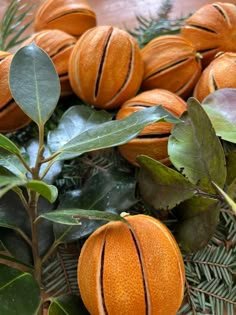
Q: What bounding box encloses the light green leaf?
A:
[0,264,41,315]
[212,182,236,214]
[0,148,27,178]
[168,98,226,192]
[57,105,180,160]
[137,155,196,210]
[9,42,60,125]
[202,88,236,143]
[40,209,128,225]
[48,295,89,315]
[0,134,21,155]
[48,105,112,152]
[25,180,58,203]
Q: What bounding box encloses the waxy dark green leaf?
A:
[0,176,26,198]
[48,105,112,152]
[168,98,226,192]
[0,148,27,178]
[202,88,236,143]
[53,168,137,242]
[0,264,41,315]
[9,43,60,125]
[56,105,180,160]
[48,295,89,315]
[26,180,58,203]
[226,151,236,186]
[0,134,21,155]
[0,252,33,269]
[40,209,128,225]
[137,155,196,210]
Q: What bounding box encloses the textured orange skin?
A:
[141,35,202,99]
[34,0,97,37]
[20,30,77,96]
[181,2,236,68]
[0,52,31,133]
[194,52,236,102]
[116,89,187,166]
[78,214,185,315]
[68,25,144,109]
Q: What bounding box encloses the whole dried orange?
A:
[181,2,236,67]
[68,25,144,109]
[141,35,202,99]
[194,52,236,102]
[78,214,185,315]
[116,89,187,166]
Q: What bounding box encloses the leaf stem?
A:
[16,153,32,173]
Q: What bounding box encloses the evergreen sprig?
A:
[129,0,188,48]
[0,0,34,51]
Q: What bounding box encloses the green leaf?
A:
[137,155,196,210]
[202,88,236,143]
[0,176,26,198]
[0,252,33,269]
[57,105,180,160]
[0,264,41,315]
[53,168,137,242]
[168,98,226,192]
[0,148,27,178]
[48,295,89,315]
[0,134,21,155]
[212,182,236,214]
[25,180,58,203]
[40,209,128,226]
[175,197,220,253]
[9,42,60,125]
[226,151,236,186]
[48,105,112,152]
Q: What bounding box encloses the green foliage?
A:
[128,0,188,47]
[0,0,34,51]
[48,295,89,315]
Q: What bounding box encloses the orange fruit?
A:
[141,35,202,99]
[194,52,236,102]
[181,2,236,68]
[34,0,97,38]
[116,89,187,166]
[78,214,185,315]
[68,25,144,109]
[0,52,31,133]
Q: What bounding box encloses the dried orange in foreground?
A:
[78,214,185,315]
[34,0,97,38]
[0,51,31,133]
[194,52,236,102]
[69,25,144,109]
[181,2,236,67]
[21,30,77,97]
[141,35,202,99]
[116,89,187,166]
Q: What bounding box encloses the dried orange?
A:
[78,214,185,315]
[68,25,144,109]
[141,35,202,99]
[181,2,236,67]
[193,52,236,102]
[116,89,187,166]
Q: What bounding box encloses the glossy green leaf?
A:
[48,105,112,152]
[40,209,128,225]
[56,105,180,160]
[26,180,58,203]
[53,168,137,242]
[168,98,226,192]
[9,42,60,125]
[212,182,236,214]
[48,295,89,315]
[0,134,21,155]
[0,252,33,269]
[202,88,236,143]
[137,155,196,210]
[0,148,27,178]
[0,264,41,315]
[0,176,26,198]
[175,197,220,253]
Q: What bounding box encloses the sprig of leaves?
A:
[0,0,34,51]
